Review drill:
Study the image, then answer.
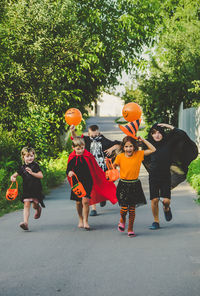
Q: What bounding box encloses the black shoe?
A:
[149,222,160,230]
[163,207,172,221]
[90,210,97,216]
[100,201,106,207]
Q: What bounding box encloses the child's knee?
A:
[24,201,30,208]
[151,198,159,206]
[163,198,170,206]
[82,198,89,206]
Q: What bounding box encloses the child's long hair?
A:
[120,136,139,152]
[21,147,36,163]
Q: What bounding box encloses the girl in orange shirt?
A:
[113,136,155,237]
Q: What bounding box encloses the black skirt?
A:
[116,179,147,207]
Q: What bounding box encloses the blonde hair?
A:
[72,137,85,147]
[21,147,36,163]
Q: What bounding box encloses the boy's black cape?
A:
[143,125,198,189]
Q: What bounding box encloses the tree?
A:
[130,0,200,126]
[0,0,164,156]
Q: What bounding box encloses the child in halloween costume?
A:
[113,136,156,237]
[70,124,120,216]
[66,137,118,230]
[10,147,45,231]
[143,123,198,230]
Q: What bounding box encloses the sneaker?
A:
[90,210,97,216]
[19,222,29,231]
[34,206,42,219]
[128,231,136,237]
[118,222,125,232]
[163,207,172,222]
[149,222,160,230]
[100,201,106,207]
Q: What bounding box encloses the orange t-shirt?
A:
[114,151,144,180]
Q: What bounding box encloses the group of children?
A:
[11,121,198,236]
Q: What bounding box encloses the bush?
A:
[187,156,200,202]
[40,151,69,193]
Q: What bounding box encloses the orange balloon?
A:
[122,102,142,122]
[65,108,82,125]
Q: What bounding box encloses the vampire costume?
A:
[66,149,118,205]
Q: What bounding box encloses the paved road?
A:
[0,117,200,296]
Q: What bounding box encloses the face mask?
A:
[90,135,99,140]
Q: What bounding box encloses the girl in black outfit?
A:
[11,147,45,231]
[145,123,198,230]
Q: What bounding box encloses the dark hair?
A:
[148,123,166,143]
[121,136,138,152]
[88,125,99,131]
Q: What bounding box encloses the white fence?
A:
[178,102,200,152]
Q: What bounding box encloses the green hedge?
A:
[187,155,200,202]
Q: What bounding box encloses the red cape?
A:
[67,150,118,205]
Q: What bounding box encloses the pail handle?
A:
[9,181,18,190]
[69,173,79,187]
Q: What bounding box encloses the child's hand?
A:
[104,147,113,156]
[70,125,75,132]
[25,167,33,175]
[68,171,75,178]
[11,175,16,182]
[137,136,144,141]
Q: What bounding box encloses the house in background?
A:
[88,92,124,117]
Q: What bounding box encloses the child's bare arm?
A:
[11,172,19,182]
[25,168,43,179]
[70,125,78,138]
[104,144,120,156]
[138,137,156,156]
[158,123,174,130]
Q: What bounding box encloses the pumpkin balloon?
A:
[122,102,142,122]
[65,108,82,126]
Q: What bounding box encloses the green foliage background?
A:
[0,0,163,215]
[0,0,199,214]
[122,0,200,127]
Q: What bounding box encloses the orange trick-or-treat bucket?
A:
[65,108,82,126]
[6,181,18,201]
[105,158,120,182]
[69,173,86,198]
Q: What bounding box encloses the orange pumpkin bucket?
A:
[6,181,18,201]
[105,158,119,182]
[69,173,86,198]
